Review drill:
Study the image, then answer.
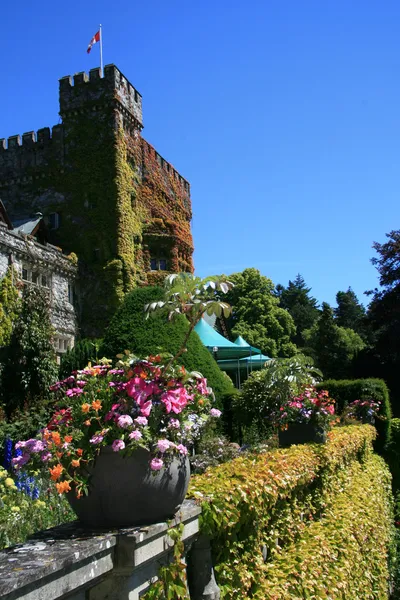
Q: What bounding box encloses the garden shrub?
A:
[188,425,395,599]
[317,378,392,452]
[100,286,234,403]
[59,338,102,378]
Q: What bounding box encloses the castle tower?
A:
[0,65,194,335]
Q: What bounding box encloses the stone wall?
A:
[0,501,220,600]
[0,221,77,352]
[0,64,194,335]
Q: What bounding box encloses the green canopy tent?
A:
[194,319,251,360]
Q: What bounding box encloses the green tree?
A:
[276,274,319,346]
[224,268,297,357]
[0,266,20,347]
[364,230,400,413]
[1,286,58,417]
[335,287,366,336]
[303,302,365,379]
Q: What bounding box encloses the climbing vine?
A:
[142,523,189,600]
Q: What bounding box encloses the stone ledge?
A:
[0,500,202,600]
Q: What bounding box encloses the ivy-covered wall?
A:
[0,65,194,335]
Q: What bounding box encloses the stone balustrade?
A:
[0,501,220,600]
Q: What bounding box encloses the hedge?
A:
[100,286,234,404]
[316,378,392,452]
[188,426,395,599]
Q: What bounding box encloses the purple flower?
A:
[129,430,142,441]
[117,415,133,429]
[210,408,222,418]
[66,387,84,397]
[134,416,148,426]
[24,439,46,453]
[150,458,164,471]
[40,452,52,462]
[76,380,87,388]
[168,418,180,429]
[112,439,125,452]
[157,439,171,453]
[176,444,188,456]
[90,434,105,445]
[11,453,30,468]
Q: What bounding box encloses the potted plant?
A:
[12,274,233,528]
[275,387,335,447]
[346,398,380,425]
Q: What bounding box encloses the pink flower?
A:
[176,444,188,456]
[129,430,142,441]
[326,405,335,415]
[66,387,84,397]
[40,452,52,462]
[197,378,209,395]
[117,415,133,429]
[140,400,153,417]
[168,418,180,429]
[161,388,189,414]
[112,439,126,452]
[90,434,105,444]
[105,411,116,422]
[210,408,222,418]
[134,416,148,426]
[157,439,171,453]
[150,458,164,471]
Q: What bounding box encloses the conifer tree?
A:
[335,287,366,335]
[276,274,319,346]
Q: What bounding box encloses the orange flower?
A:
[71,459,80,468]
[49,464,64,481]
[56,451,63,459]
[51,431,61,446]
[43,429,51,441]
[56,480,71,494]
[64,435,73,443]
[76,448,83,456]
[139,371,147,380]
[81,403,91,413]
[84,420,91,426]
[91,400,102,411]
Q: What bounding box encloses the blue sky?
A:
[2,0,400,307]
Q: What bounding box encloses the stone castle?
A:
[0,65,194,335]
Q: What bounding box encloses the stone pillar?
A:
[187,534,220,600]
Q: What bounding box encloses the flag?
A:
[87,31,100,54]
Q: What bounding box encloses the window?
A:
[22,264,51,289]
[150,258,168,271]
[48,212,61,230]
[68,283,74,304]
[53,336,73,354]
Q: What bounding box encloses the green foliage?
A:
[303,302,365,378]
[224,268,298,358]
[317,378,392,452]
[0,466,74,549]
[0,266,20,347]
[0,286,58,417]
[335,287,366,335]
[188,425,394,599]
[235,355,322,443]
[59,338,102,377]
[100,286,234,403]
[276,274,319,347]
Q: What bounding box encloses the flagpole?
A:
[100,24,103,76]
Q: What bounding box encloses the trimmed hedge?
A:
[59,339,102,378]
[100,286,234,404]
[188,426,395,599]
[316,378,392,452]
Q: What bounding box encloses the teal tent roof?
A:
[194,318,251,359]
[234,336,262,355]
[217,353,271,371]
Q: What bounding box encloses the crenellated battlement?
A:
[59,64,143,128]
[143,140,191,194]
[0,125,63,152]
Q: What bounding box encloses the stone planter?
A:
[67,446,190,528]
[278,423,327,448]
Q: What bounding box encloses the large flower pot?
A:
[278,423,327,448]
[67,447,190,528]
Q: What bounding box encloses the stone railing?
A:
[0,501,220,600]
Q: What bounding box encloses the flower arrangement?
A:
[12,354,221,499]
[347,398,380,423]
[273,386,335,430]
